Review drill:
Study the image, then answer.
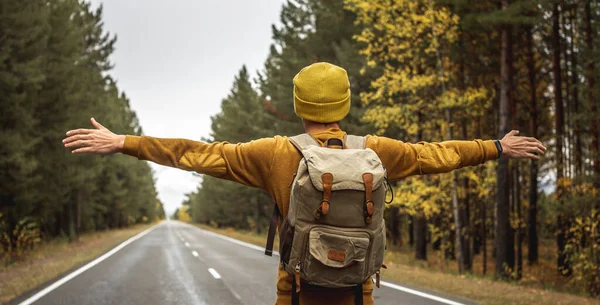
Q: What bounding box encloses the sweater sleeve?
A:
[122,135,276,190]
[366,136,499,181]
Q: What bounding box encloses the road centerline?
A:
[208,268,221,279]
[179,221,472,305]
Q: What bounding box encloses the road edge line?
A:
[17,222,163,305]
[379,281,467,305]
[180,221,470,305]
[180,221,280,256]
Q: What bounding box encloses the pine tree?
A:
[193,67,271,231]
[1,0,161,248]
[0,0,49,251]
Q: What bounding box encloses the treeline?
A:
[0,0,164,261]
[182,0,600,296]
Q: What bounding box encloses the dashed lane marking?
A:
[178,221,470,305]
[208,268,221,279]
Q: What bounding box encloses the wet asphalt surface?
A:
[10,221,480,305]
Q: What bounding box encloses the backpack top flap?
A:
[302,146,386,192]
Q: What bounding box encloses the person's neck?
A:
[304,120,340,133]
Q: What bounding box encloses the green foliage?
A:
[186,67,271,230]
[0,0,162,261]
[0,214,41,265]
[566,210,600,296]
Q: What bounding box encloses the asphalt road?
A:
[13,221,480,305]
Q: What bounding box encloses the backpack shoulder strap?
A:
[344,135,366,149]
[289,133,320,151]
[264,203,280,256]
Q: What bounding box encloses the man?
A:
[63,62,546,305]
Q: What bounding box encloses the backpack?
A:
[265,133,388,305]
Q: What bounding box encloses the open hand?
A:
[499,130,546,160]
[63,118,125,155]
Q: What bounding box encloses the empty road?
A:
[13,221,479,305]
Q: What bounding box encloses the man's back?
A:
[121,127,499,305]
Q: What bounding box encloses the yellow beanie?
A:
[293,62,351,123]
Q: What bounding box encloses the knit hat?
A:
[293,62,351,123]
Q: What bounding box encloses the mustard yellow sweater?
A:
[122,128,498,305]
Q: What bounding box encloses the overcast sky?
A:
[89,0,284,216]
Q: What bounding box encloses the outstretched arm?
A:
[63,118,276,189]
[369,130,546,181]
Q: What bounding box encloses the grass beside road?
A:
[0,223,157,304]
[190,222,600,305]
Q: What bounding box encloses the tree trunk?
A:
[473,120,482,256]
[515,163,522,279]
[526,26,539,263]
[553,1,569,275]
[496,2,513,277]
[507,24,516,274]
[390,206,401,246]
[570,3,582,176]
[414,112,427,260]
[433,215,441,251]
[409,214,414,246]
[459,43,472,271]
[473,201,482,256]
[448,108,470,272]
[561,0,572,178]
[482,197,487,275]
[553,1,565,180]
[585,0,599,200]
[415,210,427,260]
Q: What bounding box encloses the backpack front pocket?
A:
[302,226,370,287]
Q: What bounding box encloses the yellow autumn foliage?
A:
[178,205,192,223]
[346,0,496,219]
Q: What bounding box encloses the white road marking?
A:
[192,251,199,257]
[179,221,469,305]
[231,289,242,300]
[184,242,190,247]
[17,223,163,305]
[380,282,467,305]
[180,222,278,256]
[208,268,221,279]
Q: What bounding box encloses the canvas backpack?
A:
[265,133,389,305]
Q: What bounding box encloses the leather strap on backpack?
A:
[362,173,374,224]
[265,203,280,256]
[354,284,364,305]
[291,279,300,305]
[315,173,332,219]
